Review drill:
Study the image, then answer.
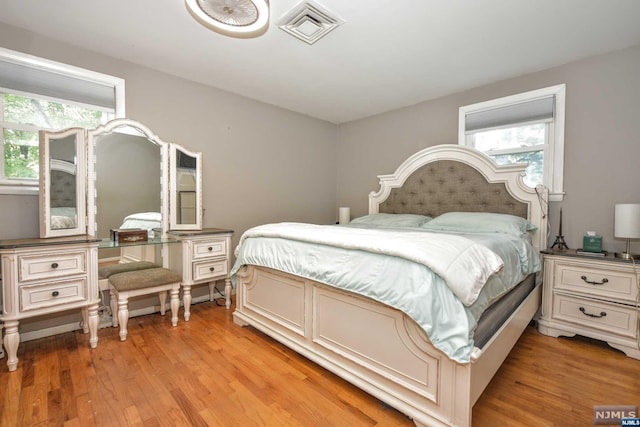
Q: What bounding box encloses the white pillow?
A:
[349,213,432,228]
[421,212,537,237]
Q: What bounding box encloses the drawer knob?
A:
[209,267,215,272]
[51,262,59,269]
[208,247,213,251]
[579,306,606,318]
[580,275,608,285]
[52,291,60,297]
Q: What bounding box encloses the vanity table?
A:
[0,118,225,372]
[0,235,100,371]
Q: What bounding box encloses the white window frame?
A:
[458,84,566,202]
[0,47,125,195]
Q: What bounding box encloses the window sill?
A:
[0,181,38,195]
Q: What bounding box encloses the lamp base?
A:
[614,252,640,260]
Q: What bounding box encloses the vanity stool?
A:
[107,267,182,341]
[98,261,159,291]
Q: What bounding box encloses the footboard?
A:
[234,265,482,426]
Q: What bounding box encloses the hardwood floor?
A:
[1,300,638,426]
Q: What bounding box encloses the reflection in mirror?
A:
[94,131,161,240]
[170,145,202,230]
[39,128,86,238]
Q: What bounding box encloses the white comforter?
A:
[236,222,504,306]
[232,222,540,362]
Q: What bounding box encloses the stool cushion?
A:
[109,267,182,292]
[99,261,159,279]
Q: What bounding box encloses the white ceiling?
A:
[1,0,640,124]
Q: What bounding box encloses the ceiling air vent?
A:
[278,1,344,45]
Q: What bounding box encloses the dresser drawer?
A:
[193,259,228,281]
[20,278,87,312]
[18,251,87,282]
[192,239,227,260]
[552,292,638,339]
[553,261,637,303]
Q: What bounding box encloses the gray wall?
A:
[0,23,338,249]
[337,44,640,254]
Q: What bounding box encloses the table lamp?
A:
[614,203,640,260]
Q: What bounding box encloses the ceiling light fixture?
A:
[185,0,269,38]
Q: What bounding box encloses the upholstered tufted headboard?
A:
[379,160,527,219]
[369,144,548,251]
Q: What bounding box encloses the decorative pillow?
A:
[420,211,537,237]
[349,213,432,228]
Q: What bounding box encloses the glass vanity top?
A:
[98,236,179,250]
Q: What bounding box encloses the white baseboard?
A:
[16,292,219,343]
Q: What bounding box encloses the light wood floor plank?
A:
[1,300,639,426]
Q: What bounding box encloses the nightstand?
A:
[167,228,234,320]
[538,249,639,359]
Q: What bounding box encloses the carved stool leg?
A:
[159,290,167,315]
[117,295,129,341]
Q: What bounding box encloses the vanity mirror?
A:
[39,118,203,246]
[39,127,87,238]
[87,119,169,240]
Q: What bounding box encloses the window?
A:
[0,47,125,195]
[459,84,565,201]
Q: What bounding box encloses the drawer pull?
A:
[579,306,606,318]
[51,262,59,269]
[52,291,60,297]
[209,267,215,272]
[580,275,608,285]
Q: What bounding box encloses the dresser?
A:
[168,228,234,320]
[0,236,101,371]
[538,249,640,359]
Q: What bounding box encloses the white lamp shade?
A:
[339,207,350,224]
[614,203,640,238]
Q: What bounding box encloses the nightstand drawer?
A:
[552,293,638,339]
[554,262,637,303]
[192,239,227,260]
[193,259,228,281]
[18,251,87,282]
[20,278,87,312]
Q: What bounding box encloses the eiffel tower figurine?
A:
[550,208,569,250]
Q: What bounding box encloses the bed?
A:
[231,144,548,427]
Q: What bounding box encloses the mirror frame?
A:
[169,144,202,230]
[86,118,170,238]
[39,127,87,238]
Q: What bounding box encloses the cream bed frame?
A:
[233,144,548,427]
